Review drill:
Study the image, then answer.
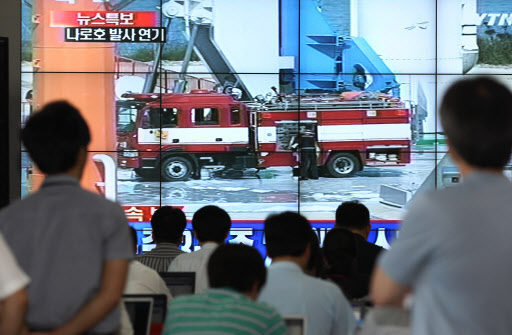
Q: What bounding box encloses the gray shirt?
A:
[380,171,512,335]
[0,175,132,333]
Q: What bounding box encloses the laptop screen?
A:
[159,272,196,297]
[123,296,154,335]
[283,315,305,335]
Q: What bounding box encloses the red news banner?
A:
[123,206,185,222]
[50,11,158,27]
[50,11,165,43]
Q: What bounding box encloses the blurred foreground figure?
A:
[0,101,132,334]
[372,77,512,335]
[0,232,29,335]
[163,244,286,335]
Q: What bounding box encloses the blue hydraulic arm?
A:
[280,0,400,96]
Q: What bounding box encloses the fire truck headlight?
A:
[123,150,139,158]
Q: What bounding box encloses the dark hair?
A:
[208,244,266,292]
[21,101,91,174]
[323,228,357,275]
[440,77,512,168]
[322,228,364,299]
[129,226,138,253]
[192,206,231,243]
[150,206,187,244]
[306,229,324,277]
[335,201,370,230]
[264,212,312,258]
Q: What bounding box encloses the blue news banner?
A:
[130,220,400,258]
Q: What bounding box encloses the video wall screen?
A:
[20,0,512,252]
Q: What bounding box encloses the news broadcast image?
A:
[20,0,512,254]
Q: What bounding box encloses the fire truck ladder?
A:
[255,96,407,112]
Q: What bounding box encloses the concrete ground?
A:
[117,148,446,221]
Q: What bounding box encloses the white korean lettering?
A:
[65,28,80,41]
[92,28,106,41]
[141,228,153,244]
[120,12,134,25]
[105,12,120,25]
[77,13,92,26]
[109,28,122,42]
[90,12,106,25]
[125,206,144,221]
[121,28,135,41]
[151,28,162,41]
[138,28,151,42]
[181,231,193,253]
[79,28,93,41]
[229,228,255,246]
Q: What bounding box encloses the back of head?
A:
[192,205,231,244]
[323,228,357,274]
[335,201,370,231]
[264,211,312,258]
[306,229,323,277]
[150,206,187,244]
[440,77,512,168]
[21,101,91,174]
[129,226,138,253]
[208,243,266,292]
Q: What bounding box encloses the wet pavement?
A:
[117,151,442,220]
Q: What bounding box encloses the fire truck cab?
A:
[117,90,411,181]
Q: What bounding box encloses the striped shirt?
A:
[136,243,185,272]
[162,288,286,335]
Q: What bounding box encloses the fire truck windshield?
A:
[141,107,179,129]
[117,106,139,132]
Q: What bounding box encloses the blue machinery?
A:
[157,0,401,98]
[280,0,400,95]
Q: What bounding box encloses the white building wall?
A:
[213,0,280,96]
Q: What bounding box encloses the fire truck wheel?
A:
[161,156,193,182]
[326,153,360,177]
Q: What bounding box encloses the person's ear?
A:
[247,281,261,300]
[364,224,372,239]
[303,242,311,259]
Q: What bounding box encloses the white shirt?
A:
[258,261,356,335]
[0,232,29,300]
[124,261,172,301]
[120,261,172,335]
[168,243,218,294]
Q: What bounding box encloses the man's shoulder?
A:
[305,273,343,292]
[245,299,284,321]
[169,290,208,306]
[131,260,159,275]
[14,184,122,213]
[356,235,384,253]
[169,250,196,269]
[172,250,195,261]
[73,187,124,211]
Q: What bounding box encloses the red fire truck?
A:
[117,90,411,181]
